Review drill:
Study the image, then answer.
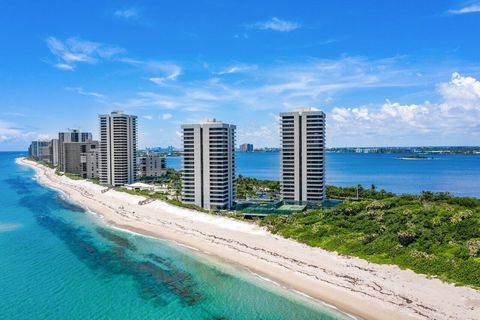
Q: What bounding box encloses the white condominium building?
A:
[98,111,138,186]
[280,109,326,203]
[181,119,236,210]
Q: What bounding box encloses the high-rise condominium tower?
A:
[98,111,137,186]
[181,119,236,210]
[58,129,92,172]
[280,108,326,202]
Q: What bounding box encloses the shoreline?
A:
[18,158,480,320]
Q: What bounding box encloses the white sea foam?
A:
[292,289,313,299]
[322,301,339,311]
[252,272,282,287]
[176,243,200,252]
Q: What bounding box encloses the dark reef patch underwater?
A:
[34,207,204,308]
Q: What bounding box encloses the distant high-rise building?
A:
[29,140,50,162]
[49,139,59,166]
[181,119,236,210]
[137,153,166,178]
[58,129,92,172]
[280,108,326,202]
[98,111,138,186]
[63,141,99,179]
[239,143,254,152]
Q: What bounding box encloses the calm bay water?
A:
[0,152,346,320]
[167,152,480,198]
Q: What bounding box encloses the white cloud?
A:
[238,123,279,147]
[234,33,249,39]
[161,113,173,120]
[120,58,181,75]
[448,3,480,15]
[111,57,480,146]
[117,58,182,85]
[114,92,179,109]
[1,112,27,117]
[114,7,139,19]
[0,120,48,142]
[143,115,153,120]
[328,73,480,146]
[46,37,184,83]
[214,64,257,75]
[46,36,124,70]
[149,71,181,85]
[250,17,300,32]
[438,72,480,109]
[0,121,23,142]
[113,56,433,116]
[66,87,106,99]
[54,63,75,71]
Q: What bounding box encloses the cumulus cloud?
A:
[143,115,153,120]
[448,3,480,15]
[46,36,124,70]
[328,73,480,145]
[250,17,300,32]
[437,72,480,109]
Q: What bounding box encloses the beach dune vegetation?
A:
[259,187,480,288]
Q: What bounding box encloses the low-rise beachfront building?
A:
[98,111,138,186]
[280,108,326,203]
[137,153,166,178]
[181,119,236,210]
[125,182,155,192]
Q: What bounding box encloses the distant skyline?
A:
[1,0,480,151]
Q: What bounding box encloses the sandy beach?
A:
[19,158,480,320]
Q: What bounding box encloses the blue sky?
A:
[1,0,480,150]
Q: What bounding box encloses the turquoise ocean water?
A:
[0,152,347,320]
[168,152,480,198]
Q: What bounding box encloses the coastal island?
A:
[398,155,432,160]
[19,157,480,320]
